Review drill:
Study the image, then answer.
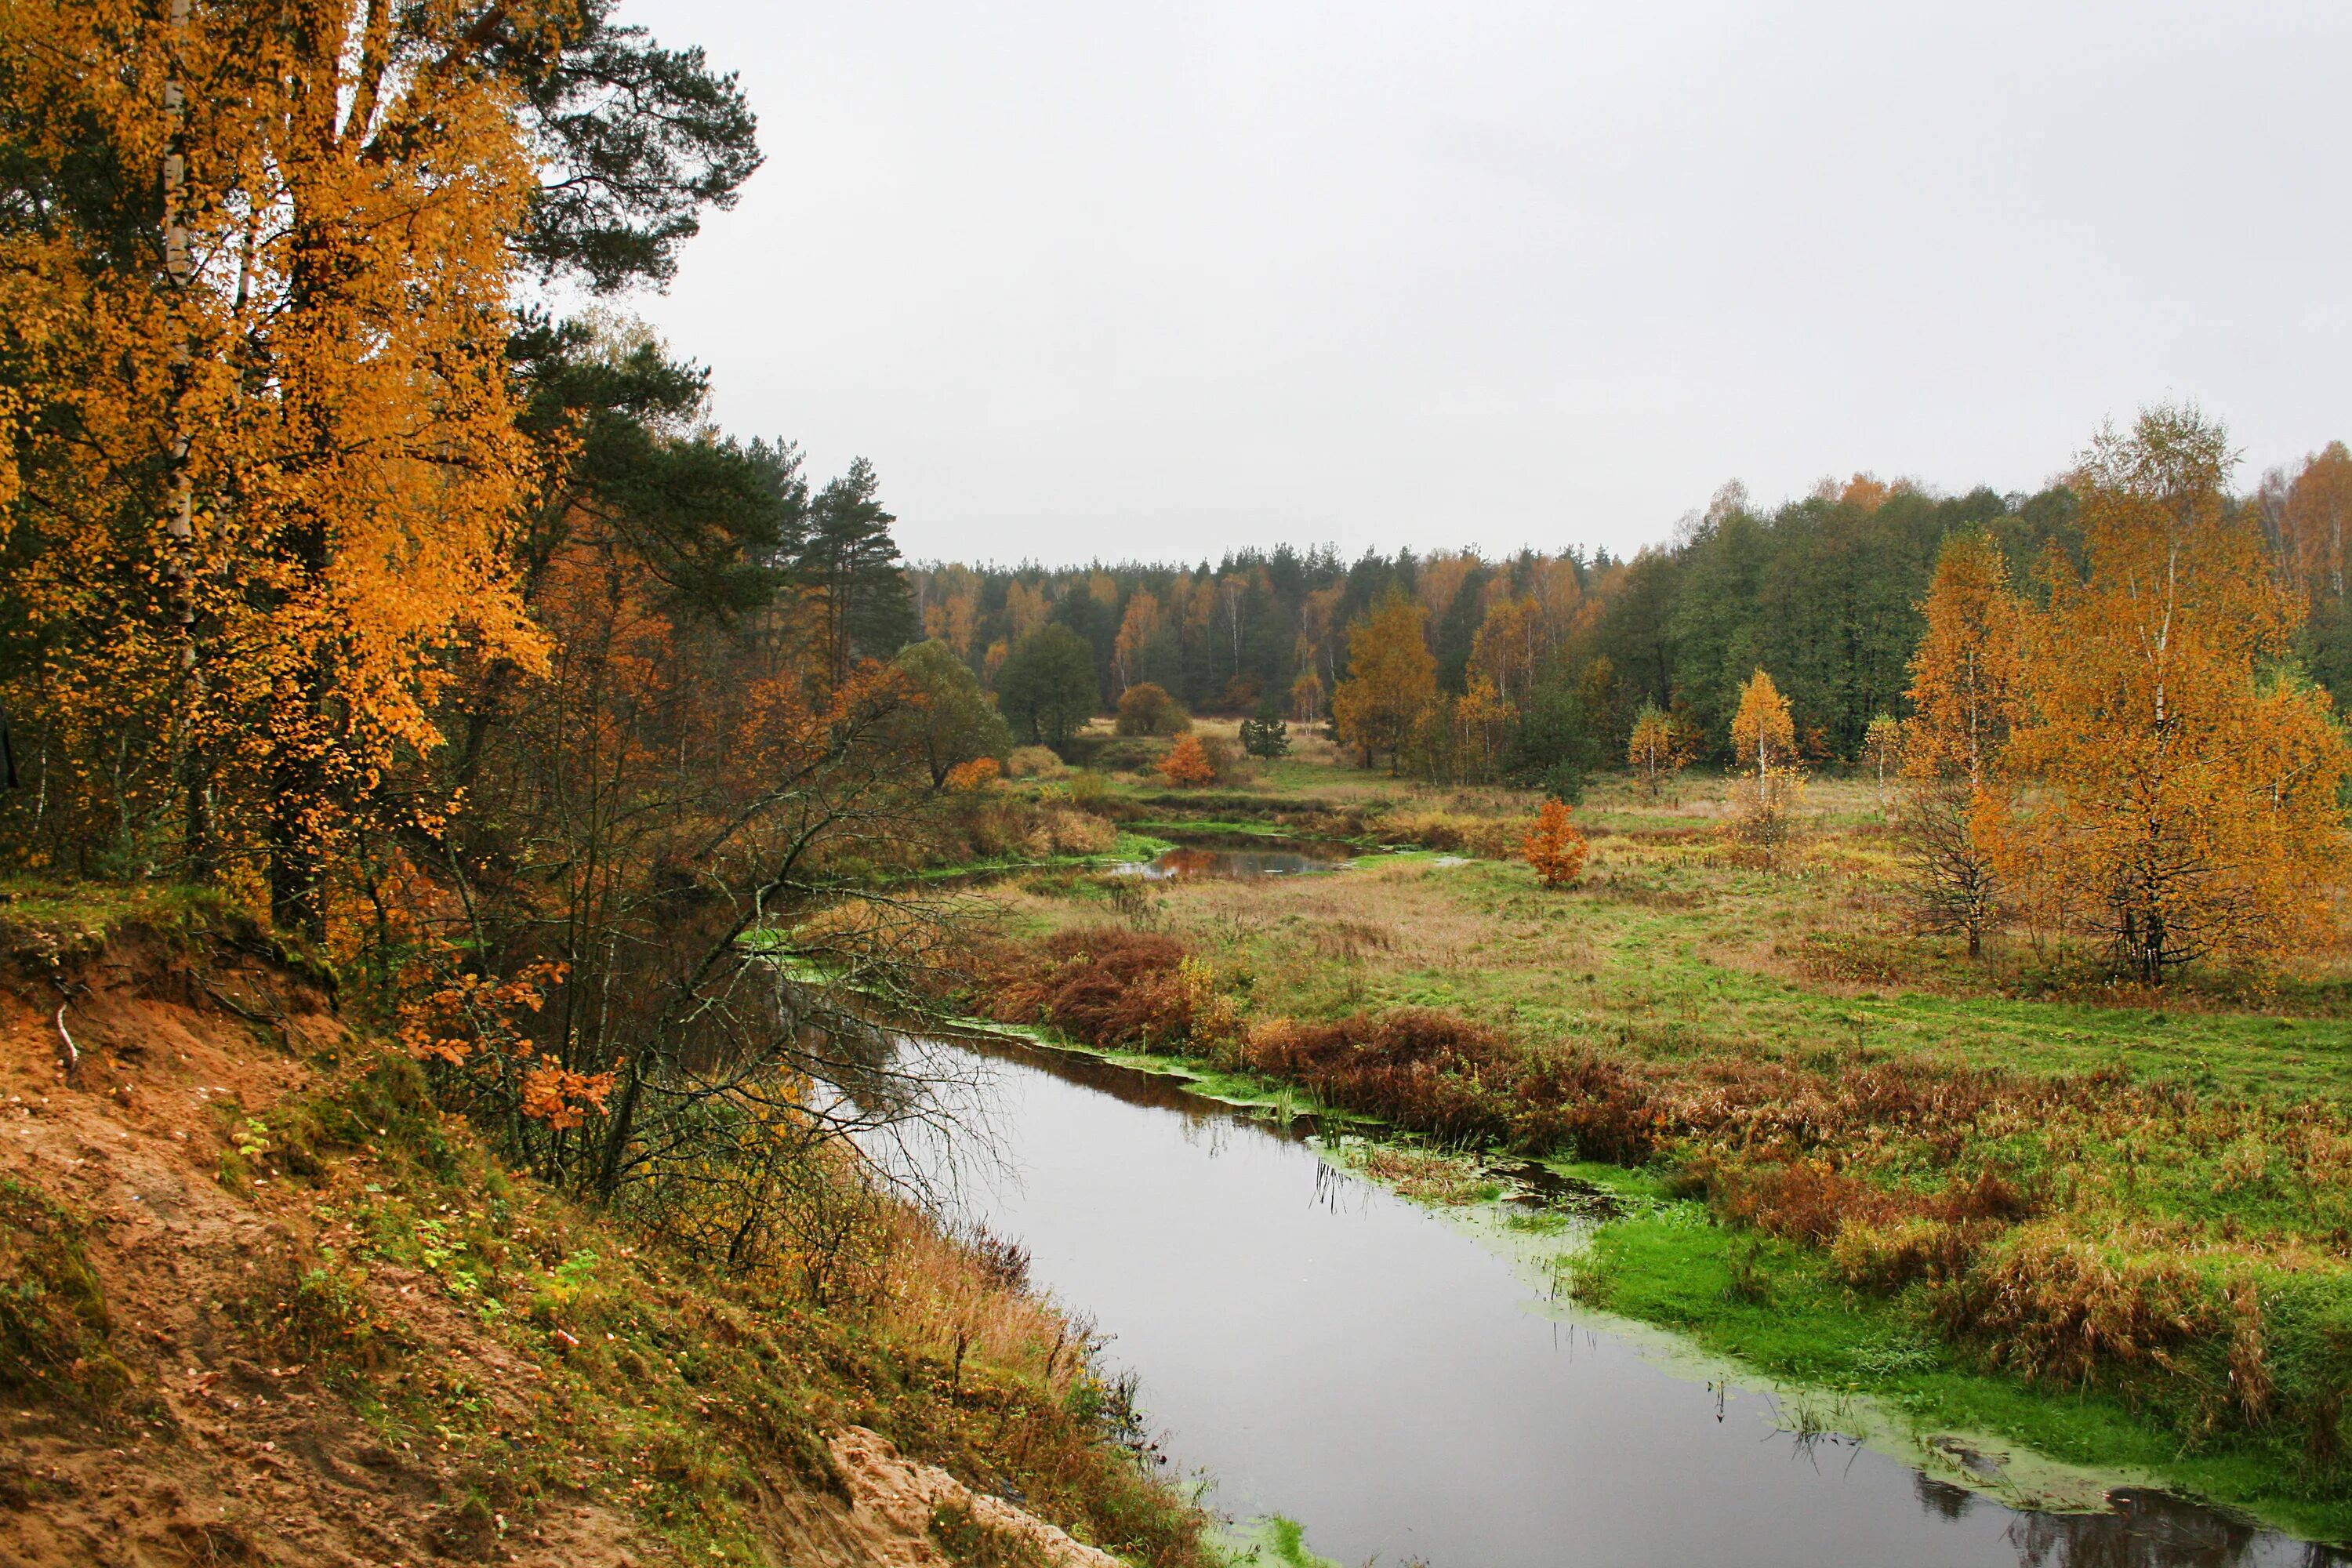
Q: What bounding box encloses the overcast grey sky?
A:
[619,1,2352,566]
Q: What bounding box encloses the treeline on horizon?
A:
[912,450,2352,776]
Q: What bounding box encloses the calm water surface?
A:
[1111,840,1352,880]
[909,1040,2343,1568]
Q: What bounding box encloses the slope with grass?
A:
[0,891,1214,1568]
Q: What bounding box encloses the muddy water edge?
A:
[895,1035,2347,1568]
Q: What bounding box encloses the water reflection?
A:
[920,1037,2347,1568]
[1111,843,1352,880]
[2002,1490,2341,1568]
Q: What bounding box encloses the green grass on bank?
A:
[1561,1163,2352,1543]
[975,747,2352,1547]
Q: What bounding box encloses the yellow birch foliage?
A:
[0,0,552,919]
[1898,533,2026,956]
[1728,669,1802,851]
[1627,705,1684,798]
[2001,408,2352,982]
[1730,668,1795,773]
[1331,593,1437,771]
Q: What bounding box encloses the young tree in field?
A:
[892,641,1013,789]
[1240,696,1291,759]
[1521,797,1589,887]
[1898,534,2024,956]
[1861,714,1900,811]
[2002,407,2352,982]
[1731,669,1796,774]
[1290,670,1327,724]
[1156,733,1218,787]
[1728,670,1802,849]
[993,625,1099,749]
[1627,705,1686,799]
[1331,593,1437,771]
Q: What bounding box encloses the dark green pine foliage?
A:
[1240,696,1290,759]
[508,318,804,618]
[1433,562,1491,693]
[492,0,765,293]
[804,459,918,681]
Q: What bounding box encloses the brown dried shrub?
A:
[1933,1227,2212,1387]
[976,927,1194,1049]
[1713,1157,1902,1245]
[1831,1216,1980,1292]
[1510,1049,1659,1163]
[1933,1165,2038,1225]
[1243,1010,1519,1145]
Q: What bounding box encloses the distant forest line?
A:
[911,452,2352,766]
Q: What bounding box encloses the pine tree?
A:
[802,458,916,683]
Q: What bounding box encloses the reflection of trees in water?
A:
[1912,1473,2345,1568]
[1916,1473,1978,1522]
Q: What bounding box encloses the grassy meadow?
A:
[967,723,2352,1540]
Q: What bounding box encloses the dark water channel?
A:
[910,1039,2343,1568]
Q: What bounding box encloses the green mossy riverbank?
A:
[960,747,2352,1551]
[977,1022,2352,1545]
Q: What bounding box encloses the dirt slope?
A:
[0,925,1132,1567]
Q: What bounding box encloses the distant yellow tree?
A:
[1468,597,1542,703]
[1112,590,1163,692]
[1730,669,1795,775]
[1728,670,1802,849]
[1415,673,1515,785]
[1999,407,2352,982]
[1331,593,1437,771]
[1290,669,1326,724]
[1899,534,2024,956]
[2283,441,2351,599]
[1627,705,1686,799]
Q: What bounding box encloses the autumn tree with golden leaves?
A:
[1727,669,1802,849]
[1627,704,1688,799]
[1997,408,2352,983]
[1521,797,1588,887]
[0,0,558,931]
[1897,533,2024,956]
[1332,593,1438,771]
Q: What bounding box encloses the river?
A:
[891,1036,2342,1568]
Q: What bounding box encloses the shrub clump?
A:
[1243,1010,1519,1145]
[979,928,1221,1050]
[1114,684,1191,738]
